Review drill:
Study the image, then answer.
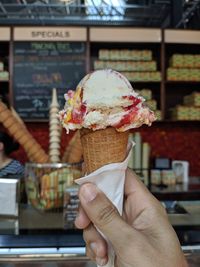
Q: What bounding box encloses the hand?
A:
[75,169,188,267]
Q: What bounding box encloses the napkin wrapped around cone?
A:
[76,142,133,267]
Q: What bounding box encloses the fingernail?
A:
[96,257,107,266]
[81,183,97,203]
[90,242,97,254]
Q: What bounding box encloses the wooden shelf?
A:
[130,81,161,83]
[155,120,200,124]
[165,81,200,84]
[0,27,199,122]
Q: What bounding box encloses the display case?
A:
[90,27,163,121]
[164,30,200,121]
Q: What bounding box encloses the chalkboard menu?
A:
[13,42,86,120]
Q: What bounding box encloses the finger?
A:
[83,224,108,259]
[125,169,164,211]
[86,244,95,261]
[79,183,138,250]
[84,224,108,266]
[75,205,90,229]
[86,246,108,267]
[125,168,153,198]
[124,169,167,229]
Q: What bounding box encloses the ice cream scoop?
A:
[59,69,156,133]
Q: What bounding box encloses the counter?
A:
[0,186,199,266]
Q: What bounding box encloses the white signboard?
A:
[14,27,87,41]
[0,179,19,216]
[0,27,10,41]
[165,30,200,44]
[90,27,161,43]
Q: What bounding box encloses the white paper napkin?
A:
[75,142,134,267]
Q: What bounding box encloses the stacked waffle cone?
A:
[62,130,83,163]
[80,127,129,174]
[49,89,61,163]
[0,101,49,163]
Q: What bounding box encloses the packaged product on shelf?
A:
[99,49,152,61]
[94,60,105,70]
[170,54,200,68]
[151,71,161,81]
[110,49,120,60]
[135,89,152,100]
[194,55,200,68]
[171,105,190,120]
[161,170,176,185]
[99,49,110,60]
[189,107,200,120]
[122,49,132,60]
[167,68,200,81]
[151,169,161,185]
[94,60,157,72]
[146,100,157,111]
[63,185,79,229]
[170,54,184,68]
[154,110,162,121]
[0,71,9,81]
[0,62,4,71]
[122,71,161,82]
[184,92,200,107]
[141,50,152,61]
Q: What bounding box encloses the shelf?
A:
[130,81,161,83]
[154,120,200,124]
[165,81,200,84]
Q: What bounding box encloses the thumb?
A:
[79,183,135,248]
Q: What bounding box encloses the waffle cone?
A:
[0,110,11,121]
[0,101,49,163]
[0,101,7,113]
[80,127,129,174]
[3,116,15,128]
[62,131,83,163]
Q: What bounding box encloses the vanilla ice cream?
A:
[59,69,156,133]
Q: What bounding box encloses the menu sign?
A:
[13,41,86,120]
[14,27,87,41]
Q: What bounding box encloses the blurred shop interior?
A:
[0,0,200,266]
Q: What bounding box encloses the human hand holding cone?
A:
[59,69,156,267]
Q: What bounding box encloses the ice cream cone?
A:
[10,106,27,129]
[49,88,61,163]
[0,110,11,121]
[62,131,83,163]
[9,124,20,135]
[0,101,49,163]
[0,101,7,113]
[14,129,27,140]
[80,127,129,174]
[3,116,15,128]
